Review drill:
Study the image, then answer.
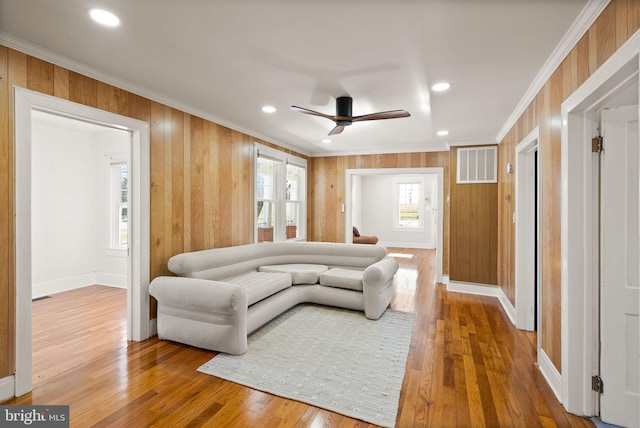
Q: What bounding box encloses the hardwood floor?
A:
[31,285,128,386]
[3,250,594,427]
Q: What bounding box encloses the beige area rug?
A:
[198,304,416,427]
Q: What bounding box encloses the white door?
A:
[600,105,640,427]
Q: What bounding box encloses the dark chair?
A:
[352,226,378,244]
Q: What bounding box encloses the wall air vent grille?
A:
[457,146,497,184]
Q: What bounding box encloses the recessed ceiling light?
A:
[322,139,331,144]
[262,106,276,113]
[437,130,449,136]
[88,8,121,27]
[431,82,450,92]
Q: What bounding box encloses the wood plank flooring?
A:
[31,286,128,386]
[3,249,594,427]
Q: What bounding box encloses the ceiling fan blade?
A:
[351,110,411,122]
[328,125,345,136]
[290,106,337,121]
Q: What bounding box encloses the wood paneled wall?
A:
[497,0,640,373]
[449,147,498,285]
[0,46,306,379]
[497,140,516,307]
[307,152,450,275]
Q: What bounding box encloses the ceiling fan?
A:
[290,96,410,136]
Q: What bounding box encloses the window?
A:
[256,157,277,242]
[111,162,128,249]
[255,144,307,242]
[394,178,424,230]
[286,163,304,239]
[457,146,497,183]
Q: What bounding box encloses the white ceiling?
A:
[1,0,595,156]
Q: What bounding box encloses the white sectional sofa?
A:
[149,242,399,355]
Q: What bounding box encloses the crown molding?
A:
[310,138,503,157]
[0,32,311,157]
[309,142,450,157]
[446,140,496,148]
[495,0,611,143]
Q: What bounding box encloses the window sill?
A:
[392,227,425,233]
[106,248,128,258]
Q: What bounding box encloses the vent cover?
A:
[457,146,497,184]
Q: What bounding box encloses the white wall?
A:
[94,131,130,287]
[32,121,129,298]
[32,122,96,296]
[358,174,438,249]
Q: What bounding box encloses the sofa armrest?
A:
[362,257,399,291]
[149,276,249,354]
[362,257,399,320]
[150,276,248,313]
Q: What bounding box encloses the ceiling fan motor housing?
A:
[336,96,353,126]
[336,96,352,117]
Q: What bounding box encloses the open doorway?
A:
[14,87,151,397]
[514,126,541,334]
[31,111,130,298]
[345,167,444,283]
[560,32,640,423]
[596,104,639,426]
[30,111,130,385]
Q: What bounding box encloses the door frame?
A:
[344,167,444,283]
[561,30,640,415]
[14,87,151,396]
[515,125,540,332]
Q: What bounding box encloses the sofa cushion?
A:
[224,271,292,305]
[258,264,328,285]
[319,268,364,291]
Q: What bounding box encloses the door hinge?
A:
[592,375,604,393]
[592,136,603,153]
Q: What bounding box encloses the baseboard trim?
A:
[32,272,128,298]
[441,275,449,285]
[539,348,563,403]
[496,287,517,326]
[32,273,96,299]
[95,272,127,288]
[0,375,15,401]
[447,280,500,297]
[149,318,157,337]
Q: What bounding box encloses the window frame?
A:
[109,159,129,250]
[285,162,305,240]
[254,143,307,242]
[393,176,425,232]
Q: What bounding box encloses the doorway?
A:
[596,105,639,426]
[560,33,640,421]
[30,111,131,385]
[31,111,130,297]
[345,167,444,283]
[14,87,151,396]
[515,126,541,335]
